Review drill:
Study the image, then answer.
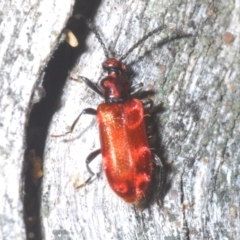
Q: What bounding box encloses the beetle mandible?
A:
[53,19,167,205]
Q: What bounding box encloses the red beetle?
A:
[53,21,166,205]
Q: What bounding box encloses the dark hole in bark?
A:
[23,1,101,239]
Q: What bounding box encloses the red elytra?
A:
[52,21,167,205]
[98,99,152,203]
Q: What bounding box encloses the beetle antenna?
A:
[120,24,168,61]
[86,20,110,59]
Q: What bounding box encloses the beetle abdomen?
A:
[97,99,153,203]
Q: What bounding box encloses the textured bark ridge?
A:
[1,0,239,240]
[0,0,74,239]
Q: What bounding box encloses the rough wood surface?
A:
[0,1,74,239]
[42,0,240,239]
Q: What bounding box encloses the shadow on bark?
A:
[23,0,101,239]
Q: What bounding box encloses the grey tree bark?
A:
[42,1,240,239]
[1,0,239,240]
[0,0,74,239]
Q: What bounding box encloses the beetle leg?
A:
[143,99,164,116]
[77,149,101,188]
[51,108,97,137]
[152,152,164,167]
[79,76,103,98]
[130,82,143,95]
[86,149,101,175]
[152,152,164,207]
[69,76,103,97]
[142,99,154,113]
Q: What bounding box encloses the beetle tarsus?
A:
[76,176,92,189]
[50,108,97,137]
